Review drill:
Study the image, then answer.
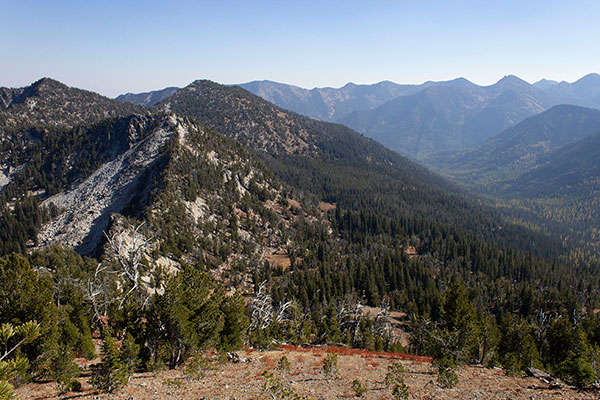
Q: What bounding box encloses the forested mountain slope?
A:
[0,78,148,130]
[116,87,179,106]
[497,132,600,263]
[0,81,319,285]
[428,105,600,186]
[504,130,600,198]
[153,79,600,348]
[339,76,556,157]
[2,78,600,395]
[425,105,600,264]
[158,80,549,249]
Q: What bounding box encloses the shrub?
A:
[0,321,41,399]
[119,333,140,375]
[436,357,459,388]
[183,352,213,380]
[322,353,338,378]
[277,355,291,374]
[351,378,367,397]
[384,362,409,400]
[262,370,312,400]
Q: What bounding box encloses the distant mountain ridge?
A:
[235,74,600,158]
[339,75,565,157]
[503,130,600,198]
[427,104,600,186]
[116,87,179,106]
[0,78,149,130]
[238,77,477,122]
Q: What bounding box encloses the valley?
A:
[1,73,600,399]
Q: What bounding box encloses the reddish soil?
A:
[16,346,598,399]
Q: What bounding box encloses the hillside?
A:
[501,132,600,250]
[153,80,600,310]
[500,132,600,263]
[427,105,600,186]
[425,105,600,263]
[16,346,593,400]
[158,79,544,245]
[504,130,600,198]
[0,80,325,284]
[0,78,149,130]
[116,87,179,106]
[339,75,555,157]
[0,112,321,292]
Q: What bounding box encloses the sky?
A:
[2,0,600,97]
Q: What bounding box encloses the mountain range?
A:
[116,86,179,106]
[248,74,600,158]
[427,104,600,186]
[118,73,600,158]
[238,77,476,122]
[0,76,569,269]
[3,76,600,390]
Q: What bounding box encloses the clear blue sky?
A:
[2,0,599,97]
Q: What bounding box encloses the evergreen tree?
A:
[90,336,129,393]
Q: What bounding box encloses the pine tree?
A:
[90,336,129,393]
[0,321,41,399]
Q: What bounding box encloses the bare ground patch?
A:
[15,346,598,400]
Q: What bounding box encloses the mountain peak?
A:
[30,77,69,93]
[115,86,179,106]
[421,77,476,89]
[189,79,216,86]
[451,77,473,84]
[532,78,558,90]
[574,72,600,85]
[495,75,530,87]
[0,78,148,129]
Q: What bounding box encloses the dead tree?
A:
[86,220,156,333]
[103,220,155,308]
[374,299,394,344]
[337,299,364,345]
[248,281,294,334]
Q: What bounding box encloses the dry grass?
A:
[16,346,598,400]
[318,201,337,211]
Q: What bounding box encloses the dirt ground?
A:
[16,346,599,400]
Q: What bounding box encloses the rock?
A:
[525,367,553,382]
[227,352,251,363]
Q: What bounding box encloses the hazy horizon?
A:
[3,0,600,97]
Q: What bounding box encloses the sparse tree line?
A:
[2,236,600,398]
[1,111,600,397]
[2,193,600,396]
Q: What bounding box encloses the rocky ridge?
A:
[0,78,149,130]
[37,114,176,253]
[116,86,179,106]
